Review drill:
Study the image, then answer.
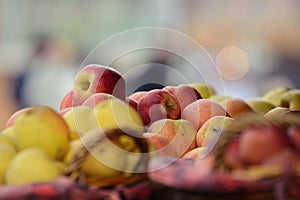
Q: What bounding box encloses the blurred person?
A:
[0,73,19,130]
[0,42,29,130]
[16,36,78,111]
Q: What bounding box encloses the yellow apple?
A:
[196,116,235,148]
[246,98,275,114]
[0,144,16,184]
[65,131,126,179]
[189,82,216,99]
[91,98,145,135]
[13,106,70,160]
[63,106,95,140]
[0,133,16,148]
[5,148,61,185]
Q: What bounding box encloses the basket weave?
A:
[65,128,151,189]
[148,112,300,200]
[213,112,300,199]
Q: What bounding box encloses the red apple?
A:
[60,90,73,111]
[222,98,254,120]
[73,64,125,105]
[287,126,300,153]
[148,119,197,157]
[162,86,176,95]
[137,89,180,126]
[128,91,147,103]
[126,97,138,111]
[223,138,245,169]
[59,107,72,116]
[143,132,177,157]
[5,107,33,128]
[82,92,114,108]
[164,84,202,111]
[239,125,292,165]
[182,147,207,159]
[181,99,228,130]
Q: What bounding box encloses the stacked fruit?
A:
[1,63,300,195]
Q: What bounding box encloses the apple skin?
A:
[143,132,177,157]
[164,84,202,112]
[59,107,72,116]
[73,64,126,106]
[181,99,228,130]
[239,126,292,165]
[264,107,290,121]
[12,106,70,160]
[287,126,300,154]
[62,105,94,140]
[128,91,147,103]
[148,119,197,157]
[223,138,245,169]
[137,89,181,126]
[126,97,138,111]
[82,93,114,108]
[5,108,33,128]
[60,90,74,111]
[189,82,216,99]
[182,147,207,159]
[222,98,254,120]
[196,116,235,147]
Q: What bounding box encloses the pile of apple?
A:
[0,64,300,188]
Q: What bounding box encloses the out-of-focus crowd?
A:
[0,37,78,130]
[1,0,300,130]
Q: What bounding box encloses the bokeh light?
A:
[216,45,250,80]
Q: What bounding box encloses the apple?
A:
[137,89,181,126]
[143,132,177,157]
[287,126,300,153]
[148,119,197,157]
[196,116,235,148]
[223,138,245,169]
[126,97,138,111]
[222,98,254,120]
[5,148,62,185]
[12,106,70,160]
[128,91,147,103]
[60,90,73,111]
[181,99,228,130]
[82,92,114,108]
[5,107,33,128]
[162,86,176,95]
[59,107,72,116]
[73,64,126,106]
[239,125,292,165]
[91,97,145,136]
[62,106,95,140]
[164,84,202,112]
[182,147,207,159]
[70,135,126,179]
[264,107,290,121]
[189,82,216,99]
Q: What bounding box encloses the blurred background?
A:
[1,0,300,130]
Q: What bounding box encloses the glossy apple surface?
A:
[73,64,125,105]
[137,89,180,126]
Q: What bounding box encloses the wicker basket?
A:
[148,112,300,200]
[0,128,154,200]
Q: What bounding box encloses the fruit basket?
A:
[147,113,300,200]
[2,63,300,200]
[0,128,154,200]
